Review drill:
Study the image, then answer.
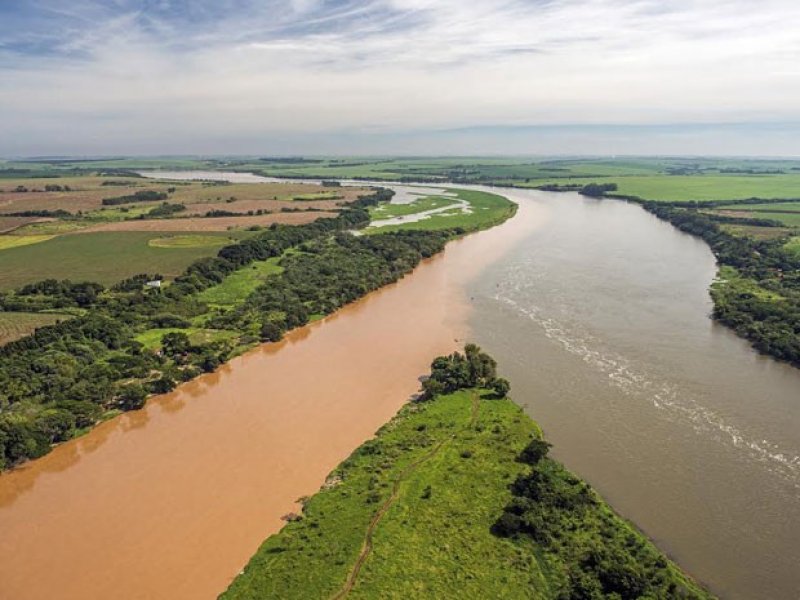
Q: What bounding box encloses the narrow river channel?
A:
[0,180,798,600]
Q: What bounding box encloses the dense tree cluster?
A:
[101,190,169,206]
[7,209,71,218]
[579,183,618,198]
[212,229,449,340]
[0,279,105,311]
[419,343,511,400]
[146,202,185,217]
[493,439,706,599]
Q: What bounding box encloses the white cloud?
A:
[1,0,799,154]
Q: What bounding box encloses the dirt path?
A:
[330,392,481,599]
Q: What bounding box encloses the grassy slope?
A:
[0,231,247,290]
[222,389,708,599]
[366,189,516,234]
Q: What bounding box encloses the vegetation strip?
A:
[0,187,515,470]
[222,346,711,599]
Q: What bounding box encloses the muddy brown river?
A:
[0,194,541,600]
[1,182,798,600]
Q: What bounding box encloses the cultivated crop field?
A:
[0,231,250,290]
[0,171,376,289]
[0,312,66,345]
[76,211,339,233]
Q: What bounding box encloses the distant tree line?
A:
[101,190,169,206]
[7,209,71,218]
[145,202,186,218]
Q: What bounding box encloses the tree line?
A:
[643,203,800,366]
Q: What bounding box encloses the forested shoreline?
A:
[528,183,800,368]
[0,187,474,470]
[640,203,800,366]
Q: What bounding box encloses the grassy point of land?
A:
[222,383,709,599]
[222,389,545,600]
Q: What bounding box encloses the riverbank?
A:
[0,190,542,600]
[222,347,711,599]
[0,183,518,471]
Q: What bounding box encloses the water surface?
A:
[467,188,800,600]
[0,190,541,600]
[1,179,798,600]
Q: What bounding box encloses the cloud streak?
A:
[1,0,798,155]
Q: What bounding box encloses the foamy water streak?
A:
[493,266,800,488]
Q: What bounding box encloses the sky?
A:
[1,0,799,157]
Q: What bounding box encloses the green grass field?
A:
[517,174,800,202]
[134,327,238,350]
[611,175,800,202]
[737,212,800,227]
[366,189,516,234]
[198,255,285,307]
[148,234,235,249]
[784,237,800,255]
[0,312,67,345]
[718,201,800,212]
[221,389,545,599]
[0,231,247,290]
[721,224,795,240]
[222,387,709,599]
[369,195,456,220]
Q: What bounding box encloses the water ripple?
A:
[492,271,800,489]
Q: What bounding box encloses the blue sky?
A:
[1,0,799,156]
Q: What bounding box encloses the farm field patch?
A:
[0,231,247,290]
[0,312,67,345]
